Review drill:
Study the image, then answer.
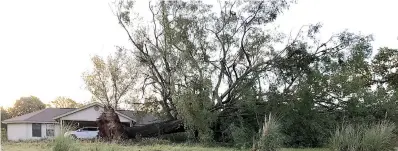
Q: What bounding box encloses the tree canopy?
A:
[7,96,45,118]
[47,96,83,108]
[82,49,139,109]
[1,106,8,129]
[82,0,398,148]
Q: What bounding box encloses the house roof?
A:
[2,108,75,124]
[117,110,160,125]
[52,102,134,122]
[2,102,160,125]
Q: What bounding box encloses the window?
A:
[46,129,54,137]
[32,123,42,137]
[46,124,55,137]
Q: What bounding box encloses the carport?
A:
[53,103,135,131]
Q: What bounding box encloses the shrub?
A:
[254,113,284,151]
[229,123,254,148]
[158,132,188,143]
[51,136,79,151]
[329,121,396,151]
[1,128,6,142]
[361,121,396,151]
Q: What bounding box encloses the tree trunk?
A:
[97,106,184,140]
[97,106,126,141]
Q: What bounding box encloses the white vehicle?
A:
[64,127,99,139]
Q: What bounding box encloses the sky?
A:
[0,0,397,108]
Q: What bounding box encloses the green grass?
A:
[282,149,328,151]
[2,141,328,151]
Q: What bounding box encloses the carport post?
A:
[60,120,63,132]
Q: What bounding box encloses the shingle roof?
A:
[2,108,76,123]
[2,107,160,125]
[116,110,160,125]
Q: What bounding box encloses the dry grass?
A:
[2,141,329,151]
[2,141,241,151]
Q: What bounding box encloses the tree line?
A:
[79,0,398,148]
[1,96,83,121]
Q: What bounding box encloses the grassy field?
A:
[2,141,328,151]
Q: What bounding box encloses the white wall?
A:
[54,124,61,137]
[41,123,61,138]
[59,106,131,122]
[7,123,28,141]
[7,123,61,141]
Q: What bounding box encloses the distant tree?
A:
[1,106,8,129]
[48,96,83,108]
[8,96,45,118]
[0,107,7,120]
[82,49,139,109]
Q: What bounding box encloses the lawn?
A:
[2,141,328,151]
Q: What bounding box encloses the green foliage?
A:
[1,128,7,141]
[175,78,216,143]
[329,121,396,151]
[104,0,398,148]
[1,106,8,129]
[229,124,254,148]
[51,136,79,151]
[48,97,83,108]
[82,49,138,109]
[158,132,189,143]
[8,96,45,118]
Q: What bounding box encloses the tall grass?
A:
[329,121,396,151]
[254,113,284,151]
[61,122,78,134]
[52,135,79,151]
[329,124,362,151]
[361,121,396,151]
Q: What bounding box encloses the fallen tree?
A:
[97,105,184,140]
[124,119,185,139]
[92,0,378,145]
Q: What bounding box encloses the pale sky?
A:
[0,0,397,108]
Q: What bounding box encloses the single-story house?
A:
[2,102,159,141]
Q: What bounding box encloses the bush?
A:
[329,121,396,151]
[51,136,79,151]
[361,121,396,151]
[254,114,284,151]
[158,132,189,143]
[229,123,254,148]
[1,128,6,142]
